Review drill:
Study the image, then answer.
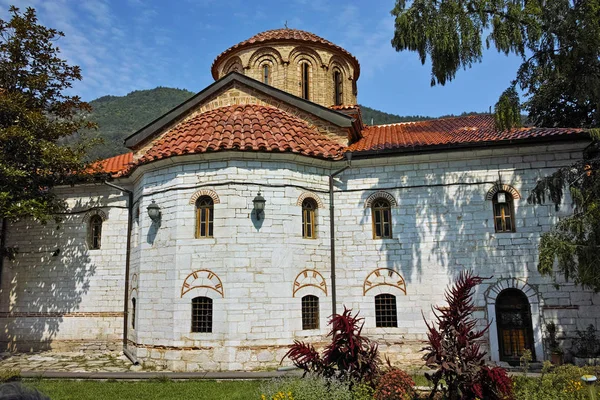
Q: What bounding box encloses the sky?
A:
[0,0,524,117]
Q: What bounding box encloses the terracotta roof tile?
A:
[348,115,585,153]
[136,104,345,164]
[212,28,360,80]
[94,152,133,177]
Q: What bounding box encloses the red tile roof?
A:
[212,28,360,80]
[96,114,587,177]
[347,115,585,153]
[93,152,133,176]
[136,104,345,165]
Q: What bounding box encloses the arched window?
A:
[301,295,319,330]
[375,294,397,328]
[263,64,270,84]
[493,192,515,233]
[88,215,103,249]
[372,199,392,239]
[333,70,343,105]
[302,198,317,239]
[131,298,136,329]
[300,62,310,100]
[195,196,214,238]
[191,296,213,333]
[496,289,534,364]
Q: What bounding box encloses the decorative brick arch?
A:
[82,208,108,223]
[296,192,324,208]
[485,184,521,200]
[288,46,324,68]
[364,191,397,208]
[293,269,327,297]
[484,278,542,362]
[363,268,406,296]
[189,189,220,205]
[247,47,284,68]
[181,269,224,298]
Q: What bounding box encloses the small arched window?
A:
[131,298,136,329]
[333,70,343,105]
[302,198,317,239]
[375,294,397,328]
[191,296,213,333]
[301,295,319,330]
[300,62,310,100]
[88,215,103,250]
[493,192,515,233]
[263,64,270,84]
[372,199,392,239]
[195,196,214,238]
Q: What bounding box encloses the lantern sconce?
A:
[147,200,161,222]
[252,191,266,220]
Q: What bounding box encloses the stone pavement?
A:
[0,351,138,373]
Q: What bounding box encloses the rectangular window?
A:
[301,295,319,330]
[494,202,514,233]
[375,294,397,328]
[192,297,213,333]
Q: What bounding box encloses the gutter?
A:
[103,181,139,366]
[328,153,352,317]
[0,218,6,297]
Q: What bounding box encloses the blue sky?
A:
[1,0,523,117]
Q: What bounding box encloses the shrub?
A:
[0,369,20,383]
[374,369,415,400]
[573,324,600,358]
[284,307,380,385]
[421,270,513,400]
[259,375,354,400]
[513,363,600,400]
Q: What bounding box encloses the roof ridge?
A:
[369,114,495,128]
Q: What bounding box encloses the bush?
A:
[573,324,600,358]
[374,369,415,400]
[422,271,513,400]
[513,363,600,400]
[259,376,354,400]
[0,369,20,383]
[284,307,380,385]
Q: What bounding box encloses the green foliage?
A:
[573,324,600,358]
[391,0,600,130]
[0,368,21,382]
[83,87,195,160]
[528,147,600,291]
[359,105,432,125]
[512,364,600,400]
[259,376,357,400]
[0,6,96,223]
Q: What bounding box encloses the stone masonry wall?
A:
[0,185,129,352]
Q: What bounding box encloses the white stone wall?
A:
[0,185,129,352]
[2,142,599,370]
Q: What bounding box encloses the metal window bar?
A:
[191,297,213,333]
[301,295,319,330]
[375,294,397,327]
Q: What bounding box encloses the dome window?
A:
[263,64,270,85]
[334,70,343,105]
[301,62,310,100]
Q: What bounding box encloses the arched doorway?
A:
[496,289,535,364]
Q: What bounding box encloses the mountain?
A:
[82,87,443,160]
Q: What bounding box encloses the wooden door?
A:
[496,289,535,364]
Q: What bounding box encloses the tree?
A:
[0,6,96,223]
[390,0,600,130]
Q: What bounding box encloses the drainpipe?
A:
[0,218,6,294]
[329,152,352,317]
[103,181,139,365]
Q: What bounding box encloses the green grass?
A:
[23,379,262,400]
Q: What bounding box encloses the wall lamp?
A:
[253,191,266,220]
[147,200,161,222]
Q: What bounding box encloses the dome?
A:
[211,28,360,80]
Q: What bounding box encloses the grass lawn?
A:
[23,379,263,400]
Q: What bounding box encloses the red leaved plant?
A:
[422,271,513,400]
[284,307,380,385]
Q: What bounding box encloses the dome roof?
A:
[137,104,346,164]
[211,28,360,80]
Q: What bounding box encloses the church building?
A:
[1,28,598,371]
